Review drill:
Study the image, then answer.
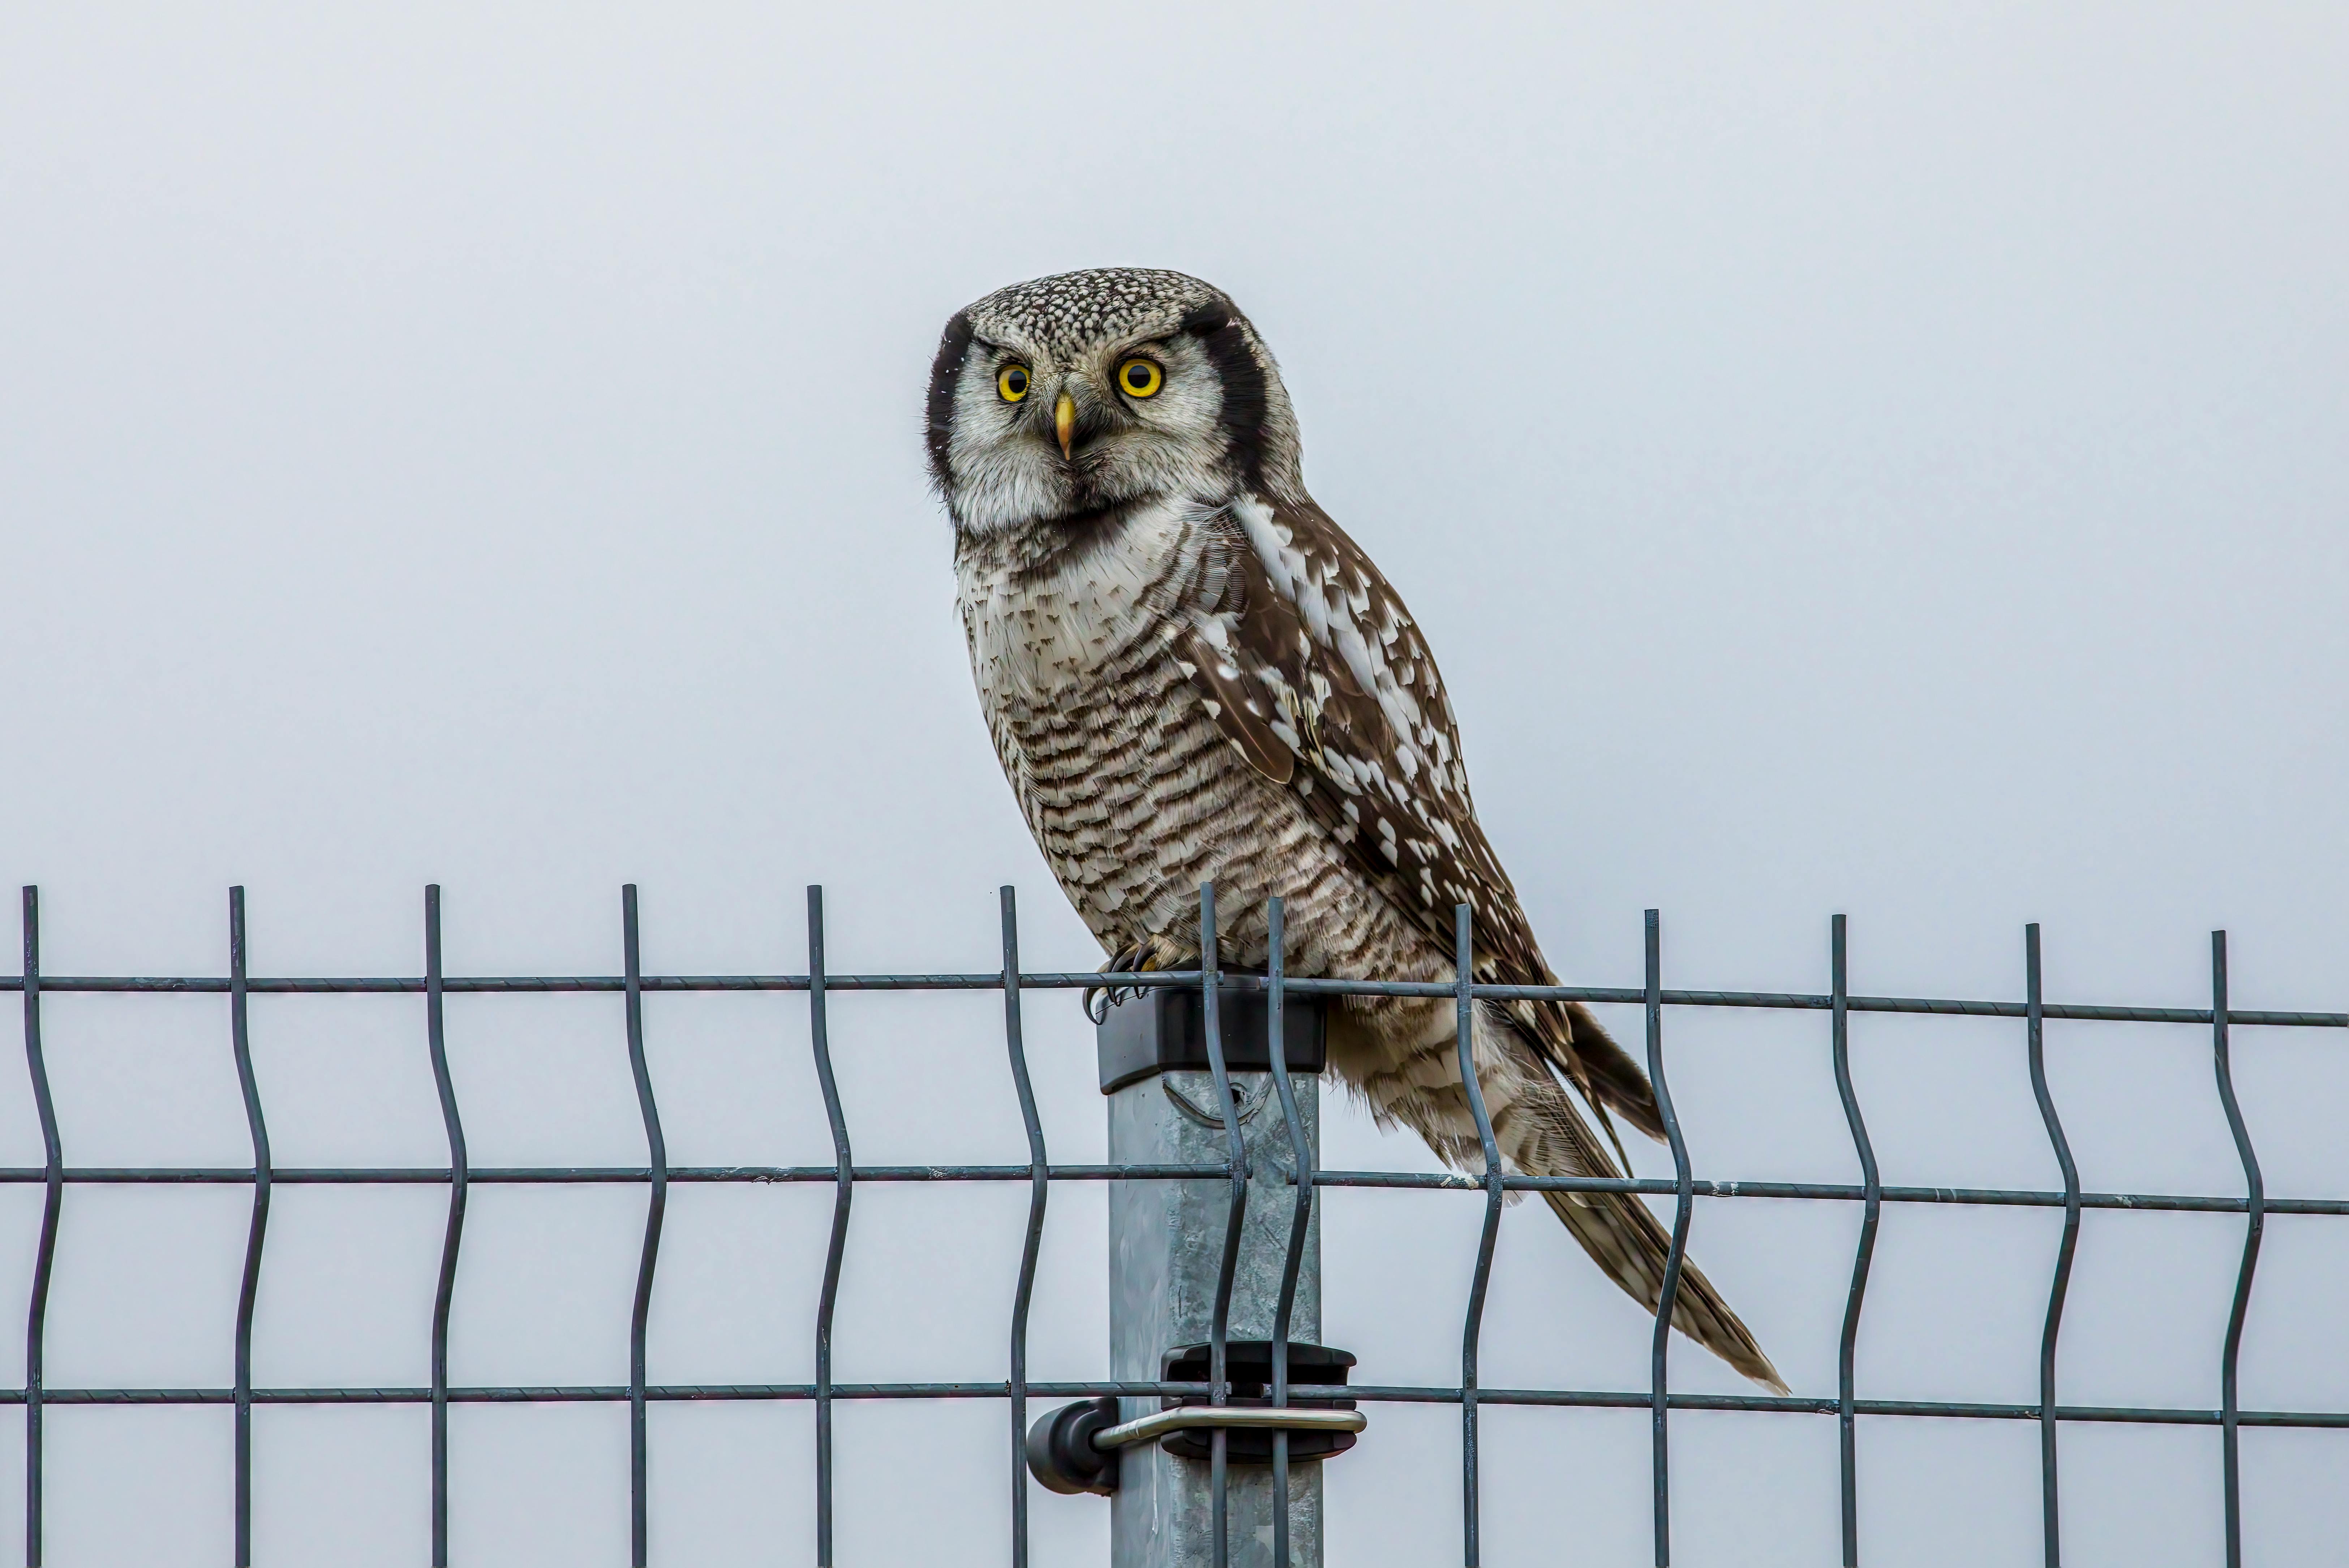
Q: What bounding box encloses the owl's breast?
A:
[952,507,1441,994]
[954,501,1204,706]
[954,506,1208,937]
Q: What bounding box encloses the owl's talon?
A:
[1083,944,1154,1024]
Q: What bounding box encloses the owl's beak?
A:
[1054,391,1077,460]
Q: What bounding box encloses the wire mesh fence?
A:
[7,882,2345,1567]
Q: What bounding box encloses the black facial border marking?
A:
[1180,299,1267,491]
[925,309,976,494]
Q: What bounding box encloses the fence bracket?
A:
[1093,1405,1366,1454]
[1026,1339,1363,1499]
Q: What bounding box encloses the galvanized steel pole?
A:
[1102,893,1329,1568]
[1108,1067,1322,1567]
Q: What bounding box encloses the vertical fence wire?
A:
[1197,885,1248,1568]
[1000,888,1048,1568]
[621,888,668,1568]
[227,888,271,1568]
[18,890,60,1568]
[807,887,852,1568]
[2211,931,2264,1568]
[1829,913,1879,1568]
[2024,924,2082,1567]
[1264,898,1314,1568]
[423,886,468,1568]
[1453,904,1505,1568]
[1644,910,1692,1568]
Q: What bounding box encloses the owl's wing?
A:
[1179,495,1664,1141]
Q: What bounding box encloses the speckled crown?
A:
[965,268,1223,360]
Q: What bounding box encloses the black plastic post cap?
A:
[1095,979,1327,1093]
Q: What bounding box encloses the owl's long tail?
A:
[1537,1182,1788,1393]
[1488,1030,1788,1394]
[1505,991,1671,1150]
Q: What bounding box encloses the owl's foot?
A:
[1083,942,1166,1025]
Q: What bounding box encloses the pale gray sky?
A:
[2,4,2345,1564]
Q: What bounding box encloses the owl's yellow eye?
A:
[997,364,1030,403]
[1117,358,1163,398]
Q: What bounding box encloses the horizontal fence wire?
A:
[0,1379,2335,1422]
[6,885,2344,1567]
[0,1167,2333,1212]
[6,969,2341,1027]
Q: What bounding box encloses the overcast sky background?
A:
[3,4,2345,1564]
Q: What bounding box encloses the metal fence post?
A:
[1106,906,1326,1568]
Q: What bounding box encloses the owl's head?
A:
[927,268,1304,536]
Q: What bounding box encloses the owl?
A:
[930,267,1782,1392]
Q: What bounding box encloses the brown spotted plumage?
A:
[932,267,1783,1391]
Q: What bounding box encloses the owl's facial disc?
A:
[940,331,1229,534]
[929,269,1305,537]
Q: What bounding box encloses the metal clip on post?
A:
[1027,1341,1366,1498]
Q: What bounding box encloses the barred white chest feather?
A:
[956,498,1197,707]
[956,497,1422,987]
[930,265,1787,1392]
